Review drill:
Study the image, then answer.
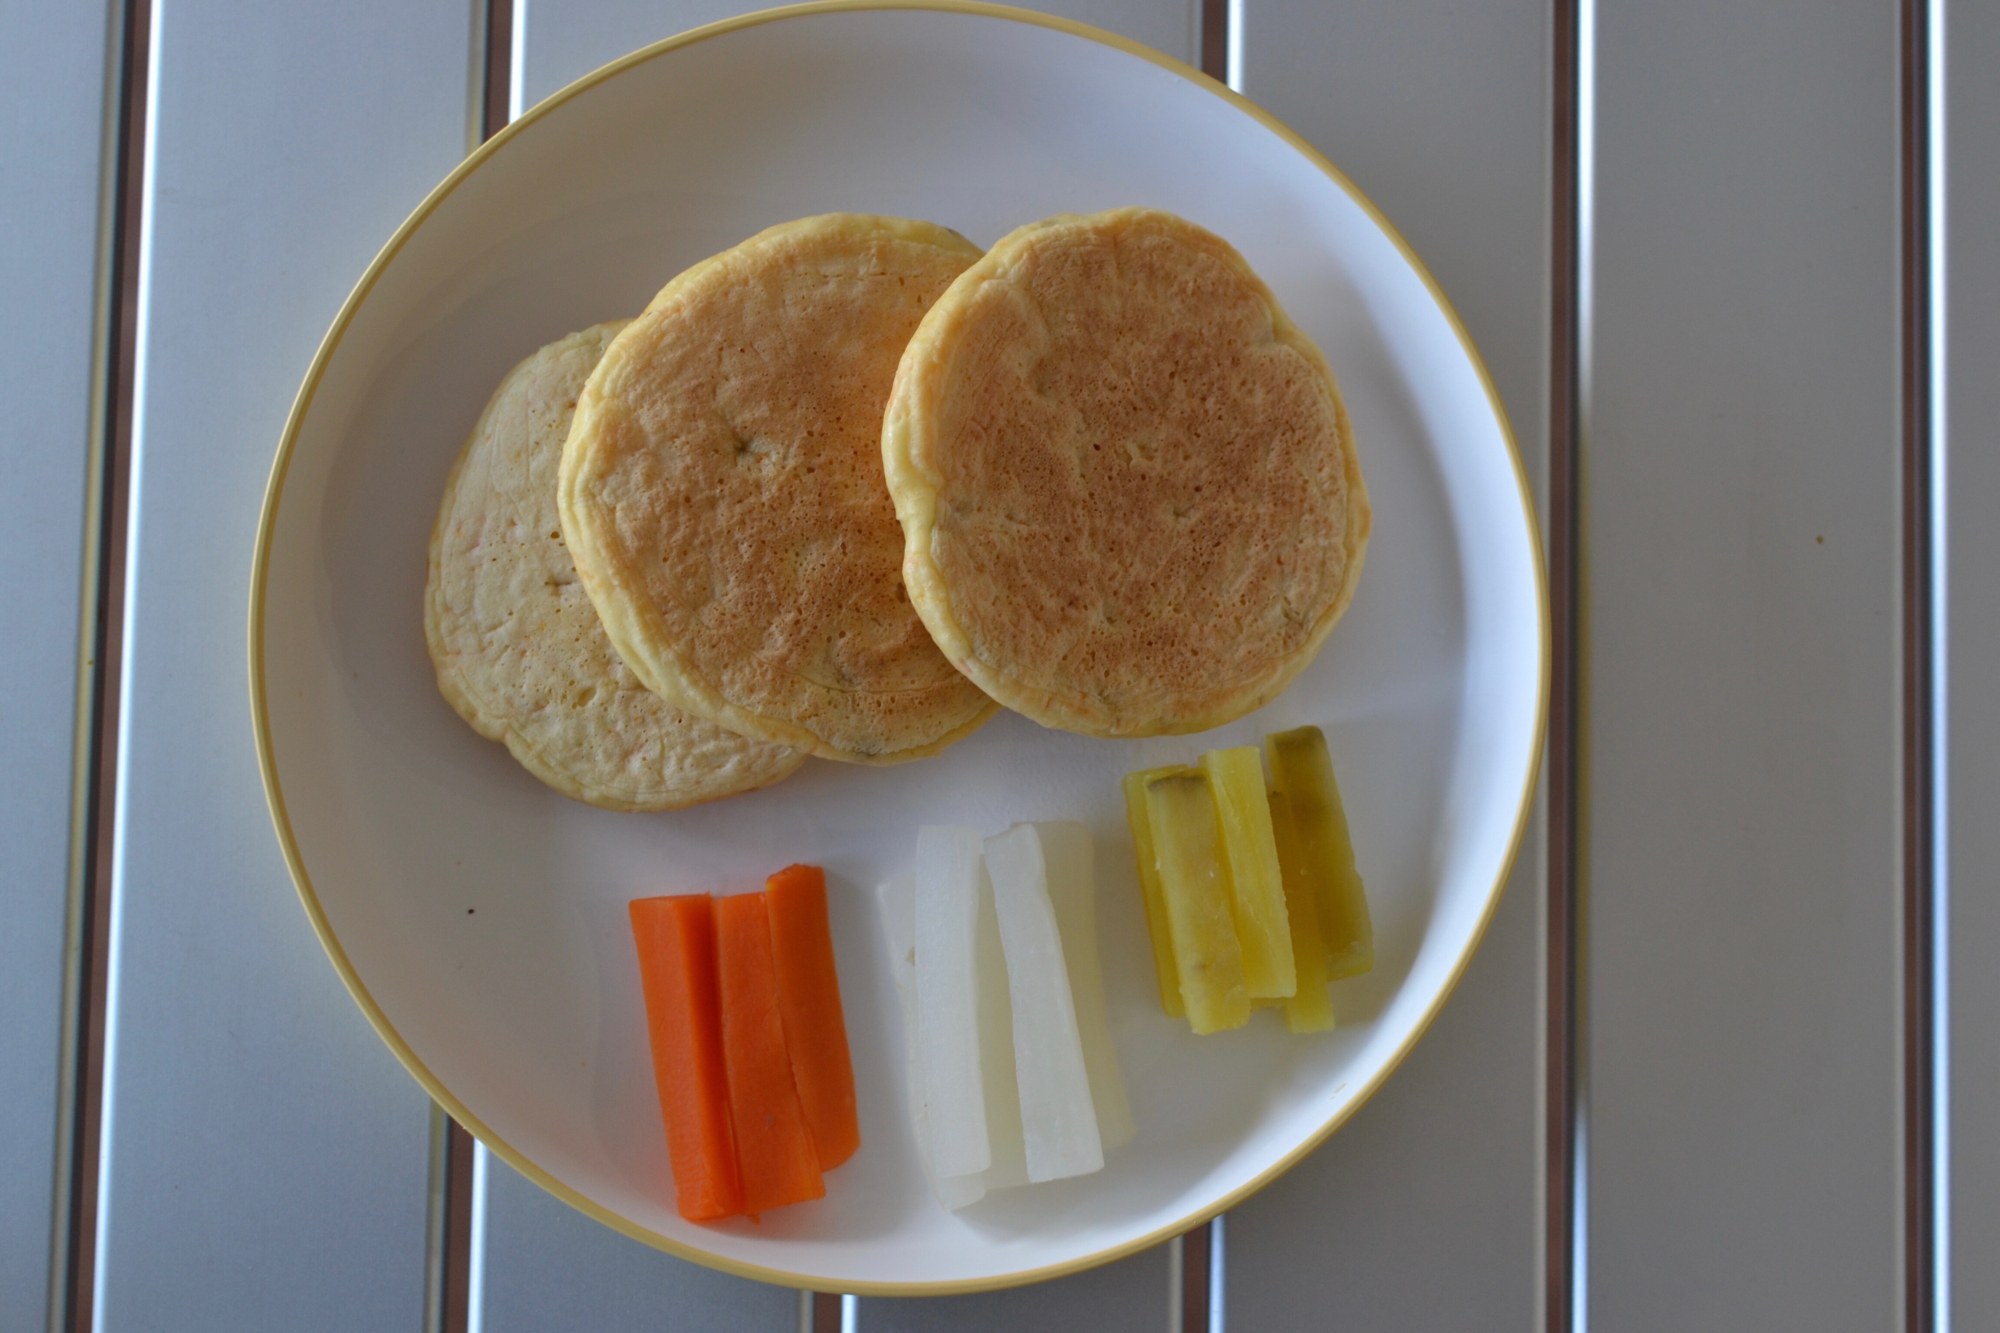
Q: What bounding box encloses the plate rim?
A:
[247,0,1550,1295]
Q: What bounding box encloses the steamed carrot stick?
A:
[764,864,860,1171]
[628,895,742,1222]
[714,892,825,1214]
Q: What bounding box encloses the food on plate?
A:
[912,825,997,1181]
[425,324,803,810]
[986,825,1102,1182]
[630,865,858,1222]
[1143,771,1252,1034]
[764,864,859,1169]
[885,857,1030,1210]
[1265,725,1373,979]
[1033,821,1135,1149]
[715,891,826,1214]
[446,206,1375,1222]
[1267,791,1335,1032]
[1121,768,1189,1019]
[559,214,997,765]
[628,894,742,1221]
[1199,747,1295,999]
[961,851,1033,1203]
[1125,727,1370,1034]
[880,872,1011,1210]
[884,822,1128,1209]
[883,206,1371,739]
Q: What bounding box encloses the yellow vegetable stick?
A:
[1265,726,1373,980]
[1200,747,1296,999]
[1268,791,1335,1032]
[1121,768,1188,1019]
[1144,770,1251,1034]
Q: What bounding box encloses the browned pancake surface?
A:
[560,215,997,763]
[425,323,804,810]
[884,208,1369,736]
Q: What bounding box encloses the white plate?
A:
[251,0,1544,1295]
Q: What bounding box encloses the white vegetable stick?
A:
[987,825,1103,1182]
[932,869,1029,1206]
[882,861,1025,1208]
[970,863,1029,1194]
[914,826,991,1179]
[1036,822,1136,1151]
[877,874,984,1210]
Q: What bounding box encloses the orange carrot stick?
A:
[628,895,742,1222]
[714,892,825,1214]
[764,864,860,1170]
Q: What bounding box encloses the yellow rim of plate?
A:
[248,0,1551,1297]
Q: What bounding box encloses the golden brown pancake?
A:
[425,323,804,811]
[883,207,1370,737]
[558,215,998,764]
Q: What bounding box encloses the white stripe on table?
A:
[835,4,1202,1322]
[1945,0,2000,1326]
[510,0,1204,121]
[1584,0,1902,1325]
[467,6,1198,1330]
[1227,0,1550,1328]
[0,4,119,1328]
[92,2,474,1327]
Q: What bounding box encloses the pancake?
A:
[883,207,1370,738]
[558,215,998,764]
[425,323,804,811]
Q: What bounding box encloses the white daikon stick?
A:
[914,826,990,1179]
[877,874,984,1210]
[916,824,992,1176]
[970,867,1029,1193]
[1035,821,1136,1151]
[883,855,1024,1209]
[986,825,1103,1182]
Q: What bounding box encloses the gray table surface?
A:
[3,1,1988,1329]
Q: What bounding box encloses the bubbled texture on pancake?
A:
[425,323,804,811]
[884,208,1371,737]
[559,215,997,764]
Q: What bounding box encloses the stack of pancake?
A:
[425,208,1370,812]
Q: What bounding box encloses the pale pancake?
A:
[883,207,1370,737]
[558,215,998,764]
[425,323,804,811]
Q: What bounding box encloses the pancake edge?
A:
[882,206,1373,738]
[558,215,1000,766]
[425,323,807,811]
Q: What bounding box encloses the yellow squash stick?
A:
[1199,747,1295,999]
[1267,791,1335,1032]
[1121,768,1187,1018]
[1143,770,1251,1034]
[1264,726,1373,979]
